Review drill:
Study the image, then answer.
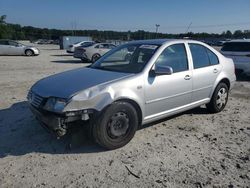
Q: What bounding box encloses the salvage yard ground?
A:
[0,44,249,187]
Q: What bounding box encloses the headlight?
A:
[43,98,67,113]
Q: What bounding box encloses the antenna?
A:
[185,22,192,33]
[155,24,160,38]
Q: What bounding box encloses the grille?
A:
[27,91,45,108]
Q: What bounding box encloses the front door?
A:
[144,43,192,120]
[7,41,24,55]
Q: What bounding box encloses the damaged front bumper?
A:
[28,104,94,137]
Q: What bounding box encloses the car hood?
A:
[31,67,132,99]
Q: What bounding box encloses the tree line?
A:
[1,15,250,41]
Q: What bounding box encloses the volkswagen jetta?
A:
[27,39,236,149]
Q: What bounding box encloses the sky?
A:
[0,0,250,34]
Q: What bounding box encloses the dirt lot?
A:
[0,44,249,188]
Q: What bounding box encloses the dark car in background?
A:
[221,39,250,76]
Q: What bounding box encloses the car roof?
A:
[94,43,115,45]
[226,39,250,43]
[126,39,201,45]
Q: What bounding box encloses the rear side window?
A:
[221,42,250,52]
[189,44,210,69]
[206,49,219,65]
[155,43,188,73]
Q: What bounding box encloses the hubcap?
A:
[26,51,32,56]
[216,88,228,109]
[108,112,129,137]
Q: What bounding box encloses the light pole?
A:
[155,24,160,38]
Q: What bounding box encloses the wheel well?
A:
[25,49,34,54]
[115,99,142,126]
[92,53,100,57]
[219,78,230,90]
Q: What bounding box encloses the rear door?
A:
[188,43,222,102]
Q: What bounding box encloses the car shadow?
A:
[0,101,105,158]
[51,60,88,64]
[0,101,210,158]
[51,54,73,57]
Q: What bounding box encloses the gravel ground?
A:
[0,44,249,188]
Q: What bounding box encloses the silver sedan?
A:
[28,39,236,149]
[0,39,39,56]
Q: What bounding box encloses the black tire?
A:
[206,82,229,113]
[92,53,101,62]
[92,101,138,150]
[25,49,34,56]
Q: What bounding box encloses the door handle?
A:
[213,68,218,73]
[184,75,191,80]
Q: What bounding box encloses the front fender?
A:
[63,85,144,115]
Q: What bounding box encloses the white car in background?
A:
[221,39,250,76]
[74,43,116,62]
[66,41,95,53]
[0,39,40,56]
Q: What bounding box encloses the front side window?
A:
[189,44,210,69]
[154,44,188,73]
[8,41,18,46]
[91,43,159,73]
[108,44,116,49]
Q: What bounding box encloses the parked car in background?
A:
[0,39,39,56]
[28,39,235,149]
[66,41,95,53]
[221,39,250,76]
[33,39,55,44]
[74,43,116,62]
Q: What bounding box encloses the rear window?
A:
[221,42,250,52]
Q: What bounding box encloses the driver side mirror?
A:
[152,65,173,76]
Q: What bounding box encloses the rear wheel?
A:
[92,101,138,150]
[92,53,101,62]
[206,82,229,113]
[25,49,34,56]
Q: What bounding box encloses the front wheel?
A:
[92,53,101,62]
[92,101,138,150]
[206,82,229,113]
[25,49,34,56]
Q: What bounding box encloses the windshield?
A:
[90,43,159,73]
